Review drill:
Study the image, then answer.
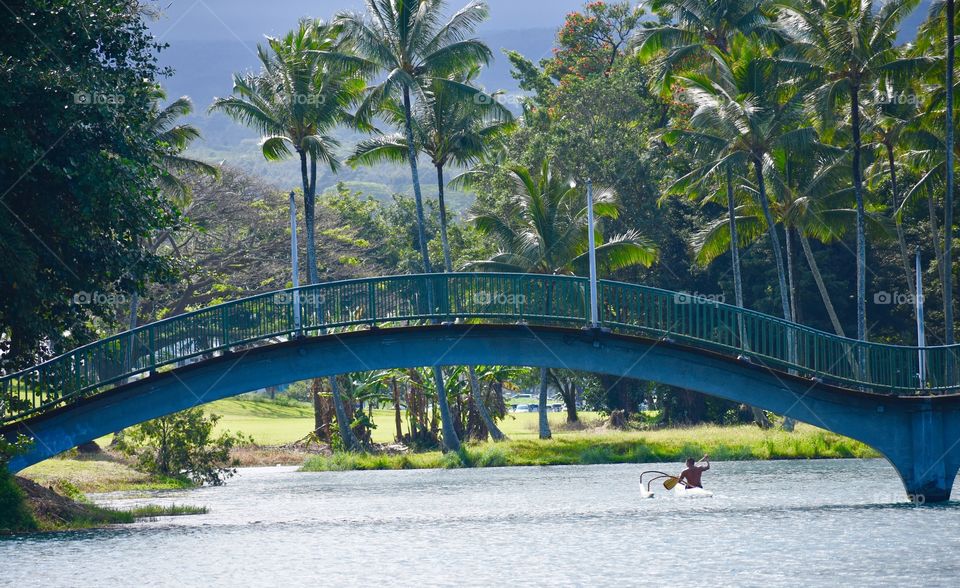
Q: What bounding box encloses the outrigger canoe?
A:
[639,470,713,498]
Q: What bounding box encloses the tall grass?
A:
[129,504,208,518]
[300,424,878,472]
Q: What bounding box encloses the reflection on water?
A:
[2,459,959,587]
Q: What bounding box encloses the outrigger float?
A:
[639,470,713,499]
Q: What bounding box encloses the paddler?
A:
[676,454,710,489]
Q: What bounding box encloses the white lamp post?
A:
[586,179,599,328]
[916,249,926,388]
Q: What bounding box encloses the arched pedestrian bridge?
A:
[3,273,960,501]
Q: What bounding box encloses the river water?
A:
[2,459,959,587]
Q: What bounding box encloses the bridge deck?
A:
[2,273,958,426]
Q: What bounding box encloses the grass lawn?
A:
[20,456,191,493]
[206,398,315,445]
[205,396,599,445]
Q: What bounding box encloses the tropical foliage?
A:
[4,0,960,457]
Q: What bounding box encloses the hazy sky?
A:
[149,0,586,42]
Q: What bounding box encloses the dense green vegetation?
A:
[3,0,960,488]
[301,424,878,471]
[117,408,247,486]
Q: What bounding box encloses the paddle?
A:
[663,477,680,490]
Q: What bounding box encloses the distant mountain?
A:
[156,23,557,199]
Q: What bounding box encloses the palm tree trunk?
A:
[785,227,799,323]
[799,233,846,337]
[945,0,956,344]
[885,143,914,293]
[754,159,795,431]
[469,366,506,441]
[402,86,432,274]
[753,160,791,322]
[927,189,955,344]
[433,368,460,451]
[436,162,473,440]
[929,189,946,289]
[437,164,453,273]
[401,85,459,451]
[331,375,360,451]
[726,167,768,428]
[299,151,319,285]
[313,155,350,416]
[726,167,745,313]
[392,377,403,442]
[300,150,352,448]
[538,367,552,439]
[850,87,867,342]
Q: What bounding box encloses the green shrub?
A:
[0,470,37,533]
[118,408,247,486]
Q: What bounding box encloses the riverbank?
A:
[302,423,879,471]
[0,471,206,534]
[21,452,193,493]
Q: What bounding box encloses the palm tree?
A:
[667,36,816,434]
[129,91,221,330]
[348,69,513,272]
[348,73,511,442]
[774,0,922,342]
[897,119,957,322]
[211,19,365,285]
[864,80,922,294]
[638,0,781,429]
[336,0,493,274]
[337,0,494,452]
[764,151,859,337]
[633,0,778,94]
[914,0,959,343]
[465,160,658,438]
[666,35,813,327]
[150,92,221,205]
[211,20,366,452]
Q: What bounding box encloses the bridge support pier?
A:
[873,399,960,503]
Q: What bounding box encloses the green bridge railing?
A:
[2,273,957,425]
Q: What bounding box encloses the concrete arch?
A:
[5,325,959,501]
